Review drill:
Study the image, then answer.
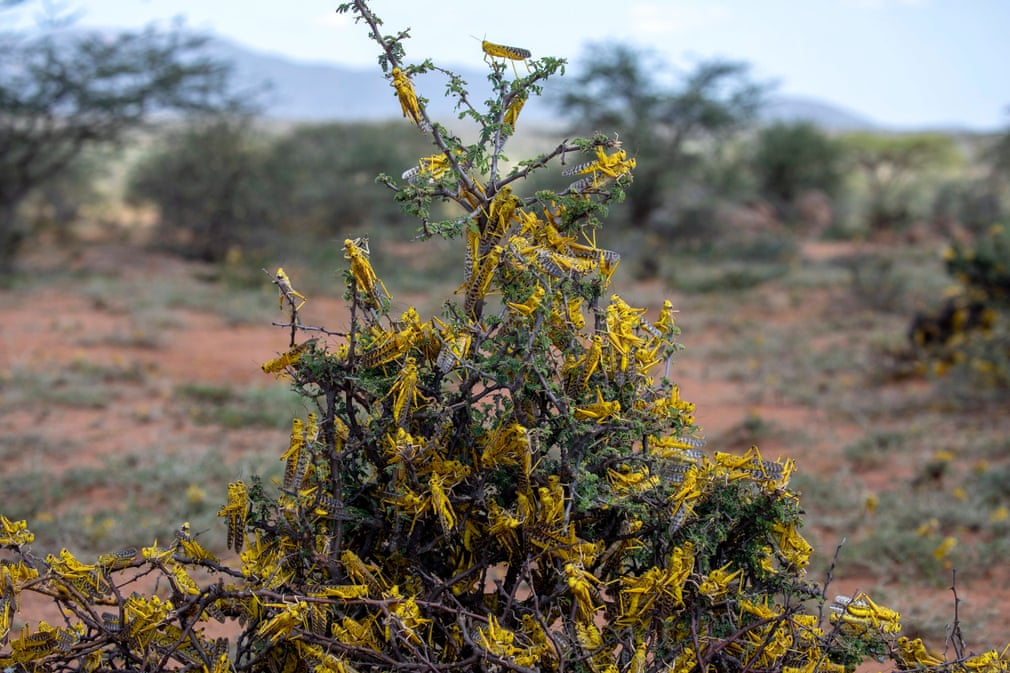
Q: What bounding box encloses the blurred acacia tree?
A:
[0,0,251,270]
[259,122,433,238]
[127,120,436,262]
[751,121,846,210]
[127,114,271,262]
[839,131,961,234]
[553,43,767,231]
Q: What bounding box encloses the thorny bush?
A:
[3,2,1010,672]
[908,223,1010,387]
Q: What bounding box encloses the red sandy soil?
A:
[2,239,1008,656]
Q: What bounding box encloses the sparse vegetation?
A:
[1,0,1009,670]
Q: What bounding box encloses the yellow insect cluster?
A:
[226,147,941,673]
[390,67,423,129]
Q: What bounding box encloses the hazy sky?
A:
[45,1,1010,130]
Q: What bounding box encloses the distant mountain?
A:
[210,37,881,131]
[759,96,879,132]
[210,37,557,124]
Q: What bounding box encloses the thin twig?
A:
[818,536,846,625]
[948,567,966,660]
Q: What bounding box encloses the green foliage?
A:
[839,131,962,234]
[19,149,111,241]
[931,176,1005,237]
[3,4,1009,673]
[258,121,433,238]
[751,121,846,206]
[127,114,273,262]
[128,119,440,261]
[985,116,1010,190]
[843,430,907,470]
[665,257,792,294]
[905,224,1010,389]
[173,382,303,429]
[843,253,909,312]
[946,222,1010,305]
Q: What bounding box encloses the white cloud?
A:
[629,2,731,37]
